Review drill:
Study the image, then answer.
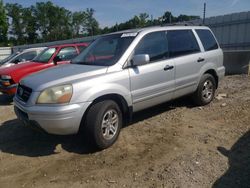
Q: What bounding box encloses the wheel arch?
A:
[198,63,219,89]
[203,69,219,88]
[78,93,132,133]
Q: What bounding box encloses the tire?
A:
[192,74,216,106]
[84,100,123,149]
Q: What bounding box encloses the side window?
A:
[134,31,169,62]
[167,30,200,58]
[195,29,219,51]
[56,47,78,61]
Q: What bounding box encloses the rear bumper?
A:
[217,66,226,81]
[0,84,17,95]
[14,97,91,135]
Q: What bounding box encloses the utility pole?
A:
[203,2,206,25]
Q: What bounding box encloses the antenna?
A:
[203,3,206,25]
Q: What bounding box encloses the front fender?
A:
[73,83,132,107]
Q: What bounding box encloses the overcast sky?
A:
[4,0,250,27]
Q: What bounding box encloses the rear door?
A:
[166,29,203,98]
[129,31,175,112]
[195,29,223,69]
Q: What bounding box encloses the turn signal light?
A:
[1,81,11,86]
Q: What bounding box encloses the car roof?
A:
[50,42,89,48]
[105,25,210,36]
[22,47,47,52]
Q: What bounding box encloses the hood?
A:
[0,61,31,68]
[20,64,108,91]
[0,61,52,82]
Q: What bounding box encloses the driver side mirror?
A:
[130,54,150,67]
[53,56,61,65]
[13,59,21,64]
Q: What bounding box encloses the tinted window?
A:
[56,47,78,61]
[33,48,56,63]
[196,29,219,51]
[167,30,200,58]
[134,31,169,62]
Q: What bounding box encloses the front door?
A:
[129,31,175,112]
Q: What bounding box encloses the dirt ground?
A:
[0,75,249,188]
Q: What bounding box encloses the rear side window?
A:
[167,30,200,58]
[78,45,87,53]
[134,31,169,62]
[196,29,218,51]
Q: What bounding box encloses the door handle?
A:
[164,65,174,71]
[197,57,205,62]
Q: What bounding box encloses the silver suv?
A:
[14,26,225,149]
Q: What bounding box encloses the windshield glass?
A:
[0,52,18,65]
[33,47,56,63]
[71,33,136,66]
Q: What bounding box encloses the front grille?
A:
[17,84,32,102]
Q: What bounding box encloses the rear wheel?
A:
[192,74,216,106]
[85,100,122,149]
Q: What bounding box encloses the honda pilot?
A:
[14,26,225,149]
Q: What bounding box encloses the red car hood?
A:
[0,61,69,83]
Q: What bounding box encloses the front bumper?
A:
[14,97,91,135]
[0,84,17,95]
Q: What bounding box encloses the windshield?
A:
[33,47,56,63]
[0,52,19,65]
[71,33,136,66]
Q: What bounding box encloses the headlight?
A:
[37,85,73,104]
[1,75,12,80]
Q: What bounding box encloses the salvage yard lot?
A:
[0,75,249,188]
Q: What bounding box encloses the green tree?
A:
[72,11,87,37]
[5,3,24,44]
[34,1,73,41]
[0,0,8,45]
[34,1,53,41]
[22,6,38,44]
[84,8,100,36]
[177,14,200,22]
[161,11,175,24]
[138,13,149,27]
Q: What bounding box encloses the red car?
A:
[0,43,89,96]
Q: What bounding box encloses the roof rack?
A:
[161,22,204,27]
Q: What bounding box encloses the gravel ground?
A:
[0,75,249,188]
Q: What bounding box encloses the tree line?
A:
[0,0,200,46]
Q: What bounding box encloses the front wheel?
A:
[192,74,216,106]
[85,100,123,149]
